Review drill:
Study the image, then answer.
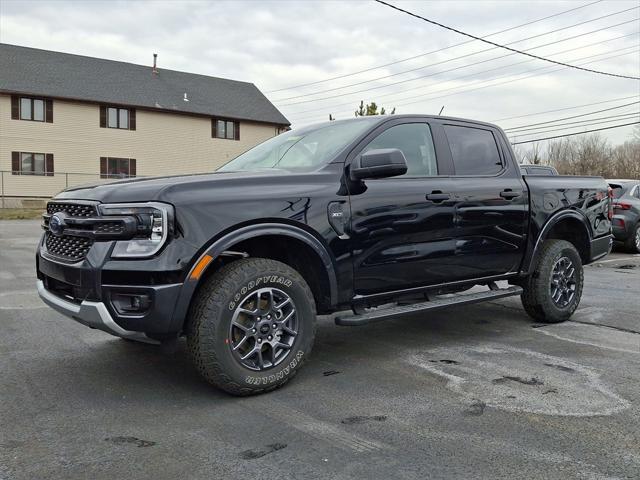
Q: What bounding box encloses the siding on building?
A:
[0,94,280,197]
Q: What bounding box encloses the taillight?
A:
[607,187,614,220]
[613,202,632,210]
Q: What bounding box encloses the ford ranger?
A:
[36,115,613,395]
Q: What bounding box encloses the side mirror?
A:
[350,148,408,181]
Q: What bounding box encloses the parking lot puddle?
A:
[408,345,630,416]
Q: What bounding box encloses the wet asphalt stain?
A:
[544,363,576,373]
[429,359,461,365]
[341,415,388,425]
[323,370,340,376]
[617,264,636,270]
[410,345,630,416]
[492,376,544,386]
[105,436,156,448]
[239,443,287,459]
[463,400,486,416]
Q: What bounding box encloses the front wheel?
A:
[186,258,317,396]
[521,240,584,323]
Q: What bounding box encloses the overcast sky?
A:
[1,0,638,150]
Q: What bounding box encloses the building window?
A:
[100,106,136,130]
[100,157,136,178]
[212,118,240,140]
[11,96,53,122]
[108,107,128,129]
[11,151,54,176]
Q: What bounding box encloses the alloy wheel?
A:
[228,287,298,371]
[550,256,577,308]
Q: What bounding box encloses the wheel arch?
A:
[524,210,591,274]
[171,222,339,333]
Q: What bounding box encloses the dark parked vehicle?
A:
[36,115,613,395]
[520,164,558,176]
[608,179,640,252]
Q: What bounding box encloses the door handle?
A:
[426,192,451,203]
[500,189,520,199]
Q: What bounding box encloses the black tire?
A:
[521,240,584,323]
[186,258,316,396]
[623,223,640,253]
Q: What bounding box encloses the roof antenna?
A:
[183,93,189,102]
[438,105,445,115]
[152,53,158,74]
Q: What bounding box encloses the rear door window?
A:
[443,125,502,175]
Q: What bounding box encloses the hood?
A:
[53,169,331,204]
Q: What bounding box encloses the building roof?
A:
[0,43,289,126]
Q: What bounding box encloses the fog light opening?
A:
[111,293,151,315]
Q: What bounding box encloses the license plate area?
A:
[39,254,82,286]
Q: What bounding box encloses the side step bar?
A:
[335,285,523,326]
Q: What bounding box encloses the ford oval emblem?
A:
[49,212,65,236]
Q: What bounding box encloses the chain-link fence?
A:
[0,171,135,208]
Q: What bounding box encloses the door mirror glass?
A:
[350,148,408,181]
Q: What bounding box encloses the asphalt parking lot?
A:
[1,220,639,480]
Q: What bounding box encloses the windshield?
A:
[218,118,379,173]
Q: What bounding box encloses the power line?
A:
[273,10,638,103]
[285,35,638,122]
[374,0,640,81]
[265,0,603,93]
[503,101,640,131]
[511,121,640,144]
[491,95,640,122]
[507,112,640,136]
[390,49,639,109]
[289,47,639,124]
[277,25,638,109]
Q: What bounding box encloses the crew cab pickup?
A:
[36,115,613,395]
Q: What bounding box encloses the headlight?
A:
[98,202,174,258]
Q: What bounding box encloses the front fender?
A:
[168,223,339,333]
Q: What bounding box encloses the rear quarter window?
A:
[443,125,502,175]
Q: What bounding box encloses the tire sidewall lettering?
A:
[228,275,294,311]
[244,350,305,385]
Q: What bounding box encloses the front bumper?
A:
[37,280,159,343]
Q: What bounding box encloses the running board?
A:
[335,285,523,326]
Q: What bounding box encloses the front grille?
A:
[47,202,96,217]
[44,201,99,261]
[45,232,94,262]
[95,221,125,234]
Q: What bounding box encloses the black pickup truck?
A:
[36,115,613,395]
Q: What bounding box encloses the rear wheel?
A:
[186,258,316,396]
[521,240,583,323]
[624,223,640,253]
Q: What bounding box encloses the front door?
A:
[348,120,460,296]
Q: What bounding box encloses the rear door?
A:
[439,121,528,279]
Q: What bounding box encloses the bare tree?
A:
[544,133,639,178]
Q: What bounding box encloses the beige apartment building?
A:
[0,44,289,206]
